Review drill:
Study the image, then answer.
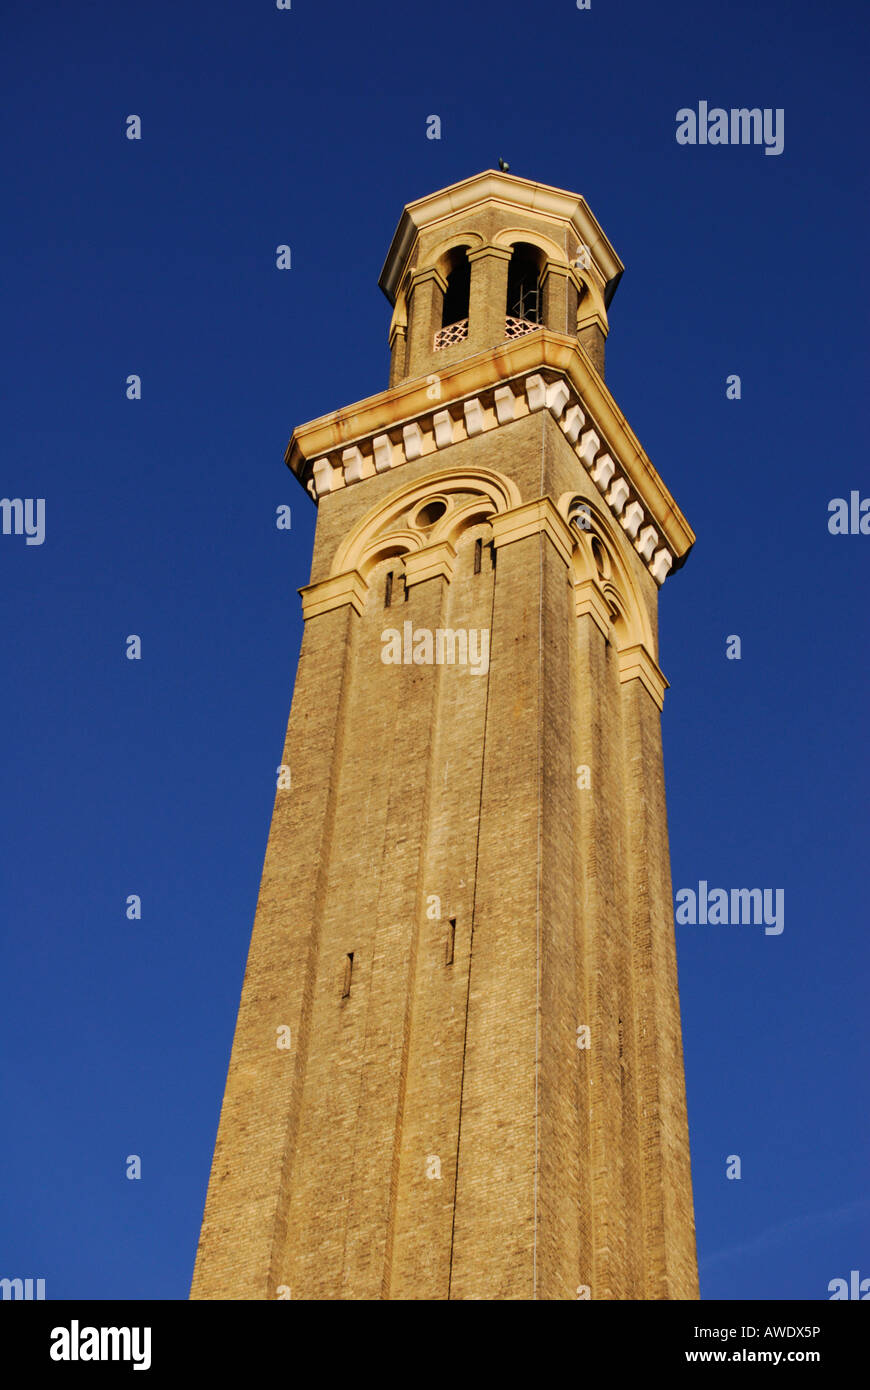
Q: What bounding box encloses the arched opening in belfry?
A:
[441,247,471,328]
[505,242,543,328]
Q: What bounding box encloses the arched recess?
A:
[558,491,655,655]
[504,241,546,323]
[428,230,485,278]
[440,246,471,328]
[332,467,522,580]
[491,226,608,329]
[406,234,484,353]
[356,530,421,577]
[492,227,568,266]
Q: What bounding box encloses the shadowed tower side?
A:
[191,170,699,1301]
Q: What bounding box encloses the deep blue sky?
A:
[1,0,867,1301]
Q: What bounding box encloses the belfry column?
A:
[466,245,512,354]
[405,267,447,378]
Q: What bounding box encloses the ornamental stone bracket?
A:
[303,367,678,587]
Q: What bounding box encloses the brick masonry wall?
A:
[191,409,698,1300]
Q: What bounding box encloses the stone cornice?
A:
[285,331,694,585]
[403,540,457,587]
[576,306,610,339]
[466,243,513,264]
[573,579,613,638]
[299,570,367,621]
[616,644,669,711]
[491,498,575,568]
[408,265,447,294]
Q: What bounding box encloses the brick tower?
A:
[191,170,699,1301]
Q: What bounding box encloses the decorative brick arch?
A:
[492,228,609,339]
[427,230,485,280]
[331,467,522,580]
[492,226,567,265]
[557,490,656,657]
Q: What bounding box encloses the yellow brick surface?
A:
[192,412,698,1300]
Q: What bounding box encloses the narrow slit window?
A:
[342,952,354,998]
[384,571,393,608]
[445,919,456,966]
[474,538,482,575]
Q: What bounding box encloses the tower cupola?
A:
[379,168,624,386]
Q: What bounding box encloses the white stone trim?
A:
[546,379,570,416]
[301,370,678,583]
[578,430,600,470]
[402,423,424,460]
[494,385,516,424]
[373,434,393,473]
[525,374,547,411]
[590,452,615,491]
[621,500,644,539]
[562,403,585,444]
[606,476,630,515]
[313,457,340,496]
[433,410,454,449]
[342,446,365,484]
[636,525,659,561]
[463,397,485,436]
[650,547,673,585]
